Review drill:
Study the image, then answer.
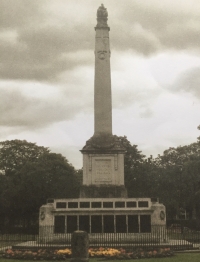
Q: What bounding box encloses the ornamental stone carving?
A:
[98,50,107,60]
[96,4,108,28]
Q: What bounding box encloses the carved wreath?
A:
[160,211,165,220]
[40,211,45,220]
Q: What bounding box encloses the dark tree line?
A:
[0,140,80,232]
[122,134,200,223]
[0,133,200,232]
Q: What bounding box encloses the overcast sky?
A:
[1,0,200,168]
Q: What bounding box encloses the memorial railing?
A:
[0,225,200,252]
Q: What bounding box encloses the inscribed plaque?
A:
[95,159,112,182]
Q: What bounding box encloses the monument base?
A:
[39,197,166,243]
[80,185,127,198]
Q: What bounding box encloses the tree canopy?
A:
[0,140,79,231]
[120,134,200,221]
[0,140,49,176]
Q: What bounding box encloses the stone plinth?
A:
[39,198,166,241]
[80,134,127,198]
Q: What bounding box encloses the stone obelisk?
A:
[80,4,127,198]
[94,4,112,136]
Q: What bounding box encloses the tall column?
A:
[94,4,112,136]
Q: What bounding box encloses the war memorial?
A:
[39,4,166,244]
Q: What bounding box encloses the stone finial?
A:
[96,4,108,27]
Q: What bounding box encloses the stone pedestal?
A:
[80,134,127,198]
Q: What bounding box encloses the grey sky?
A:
[0,0,200,168]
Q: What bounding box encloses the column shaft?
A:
[94,27,112,135]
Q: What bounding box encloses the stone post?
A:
[71,231,89,262]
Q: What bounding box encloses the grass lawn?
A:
[0,253,200,262]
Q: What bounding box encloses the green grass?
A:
[0,253,200,262]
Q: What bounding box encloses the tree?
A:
[120,133,200,220]
[0,140,79,231]
[0,140,49,176]
[118,136,147,197]
[155,135,200,220]
[117,136,161,198]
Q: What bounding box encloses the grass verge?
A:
[0,253,200,262]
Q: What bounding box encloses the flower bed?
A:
[2,247,174,260]
[89,247,174,259]
[2,249,71,260]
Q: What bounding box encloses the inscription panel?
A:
[95,159,112,182]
